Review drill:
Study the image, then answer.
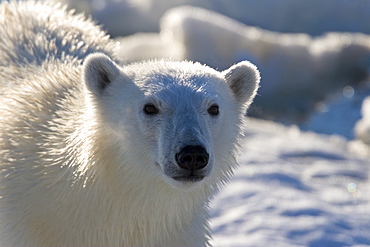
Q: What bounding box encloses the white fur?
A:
[0,1,260,246]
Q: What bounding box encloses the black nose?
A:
[175,145,209,170]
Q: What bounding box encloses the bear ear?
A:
[83,53,121,95]
[222,61,260,107]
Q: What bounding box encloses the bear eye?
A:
[143,103,159,115]
[207,104,219,116]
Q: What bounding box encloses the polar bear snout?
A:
[175,145,209,171]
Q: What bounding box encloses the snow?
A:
[42,0,370,245]
[61,0,370,37]
[210,118,370,246]
[355,95,370,145]
[300,86,370,140]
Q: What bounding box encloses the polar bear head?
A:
[83,53,259,191]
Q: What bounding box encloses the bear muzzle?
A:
[173,145,209,182]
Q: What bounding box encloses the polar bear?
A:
[0,1,260,247]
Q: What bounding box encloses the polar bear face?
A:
[83,53,259,191]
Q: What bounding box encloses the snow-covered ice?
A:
[300,86,370,140]
[211,118,370,246]
[355,96,370,145]
[61,0,370,37]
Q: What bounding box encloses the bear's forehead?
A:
[126,60,230,104]
[139,72,225,99]
[132,64,225,92]
[128,60,223,87]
